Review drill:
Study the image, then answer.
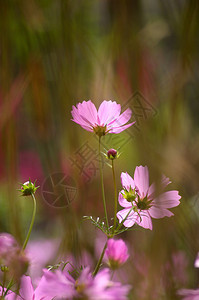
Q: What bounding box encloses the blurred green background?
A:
[0,0,199,299]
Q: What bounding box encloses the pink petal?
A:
[118,191,132,208]
[121,172,135,190]
[134,166,149,198]
[4,292,19,300]
[161,175,171,188]
[147,182,155,200]
[109,108,132,127]
[123,217,137,228]
[71,119,93,132]
[178,288,199,299]
[148,206,174,219]
[19,276,34,299]
[97,100,121,126]
[194,253,199,268]
[77,100,98,125]
[108,122,135,133]
[117,208,136,228]
[148,175,171,199]
[35,269,75,299]
[152,191,181,209]
[71,105,93,131]
[135,211,153,230]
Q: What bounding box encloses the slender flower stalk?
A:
[3,279,13,297]
[4,184,38,298]
[99,137,109,228]
[112,159,117,231]
[18,180,39,250]
[93,240,108,276]
[2,269,6,293]
[22,193,37,250]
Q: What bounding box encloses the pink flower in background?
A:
[194,252,199,268]
[177,252,199,299]
[117,166,181,230]
[105,239,129,269]
[0,233,19,259]
[0,233,26,271]
[19,151,44,184]
[26,239,60,282]
[71,100,134,136]
[34,269,75,299]
[177,289,199,300]
[75,267,131,300]
[35,267,131,300]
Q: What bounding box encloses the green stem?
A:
[22,193,36,250]
[3,279,13,297]
[1,270,6,296]
[98,137,109,228]
[112,160,117,231]
[93,240,107,276]
[4,193,37,297]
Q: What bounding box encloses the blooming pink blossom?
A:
[35,267,131,299]
[105,239,129,269]
[71,100,134,136]
[117,166,181,230]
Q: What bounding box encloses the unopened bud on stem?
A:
[107,149,118,160]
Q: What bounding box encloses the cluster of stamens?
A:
[122,186,152,211]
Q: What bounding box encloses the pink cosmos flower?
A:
[177,289,199,300]
[71,100,134,136]
[117,166,181,230]
[105,239,129,269]
[75,267,130,300]
[35,267,131,300]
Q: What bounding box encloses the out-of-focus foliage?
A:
[0,1,199,299]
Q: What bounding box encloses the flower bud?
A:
[105,239,129,270]
[19,179,39,196]
[107,149,117,160]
